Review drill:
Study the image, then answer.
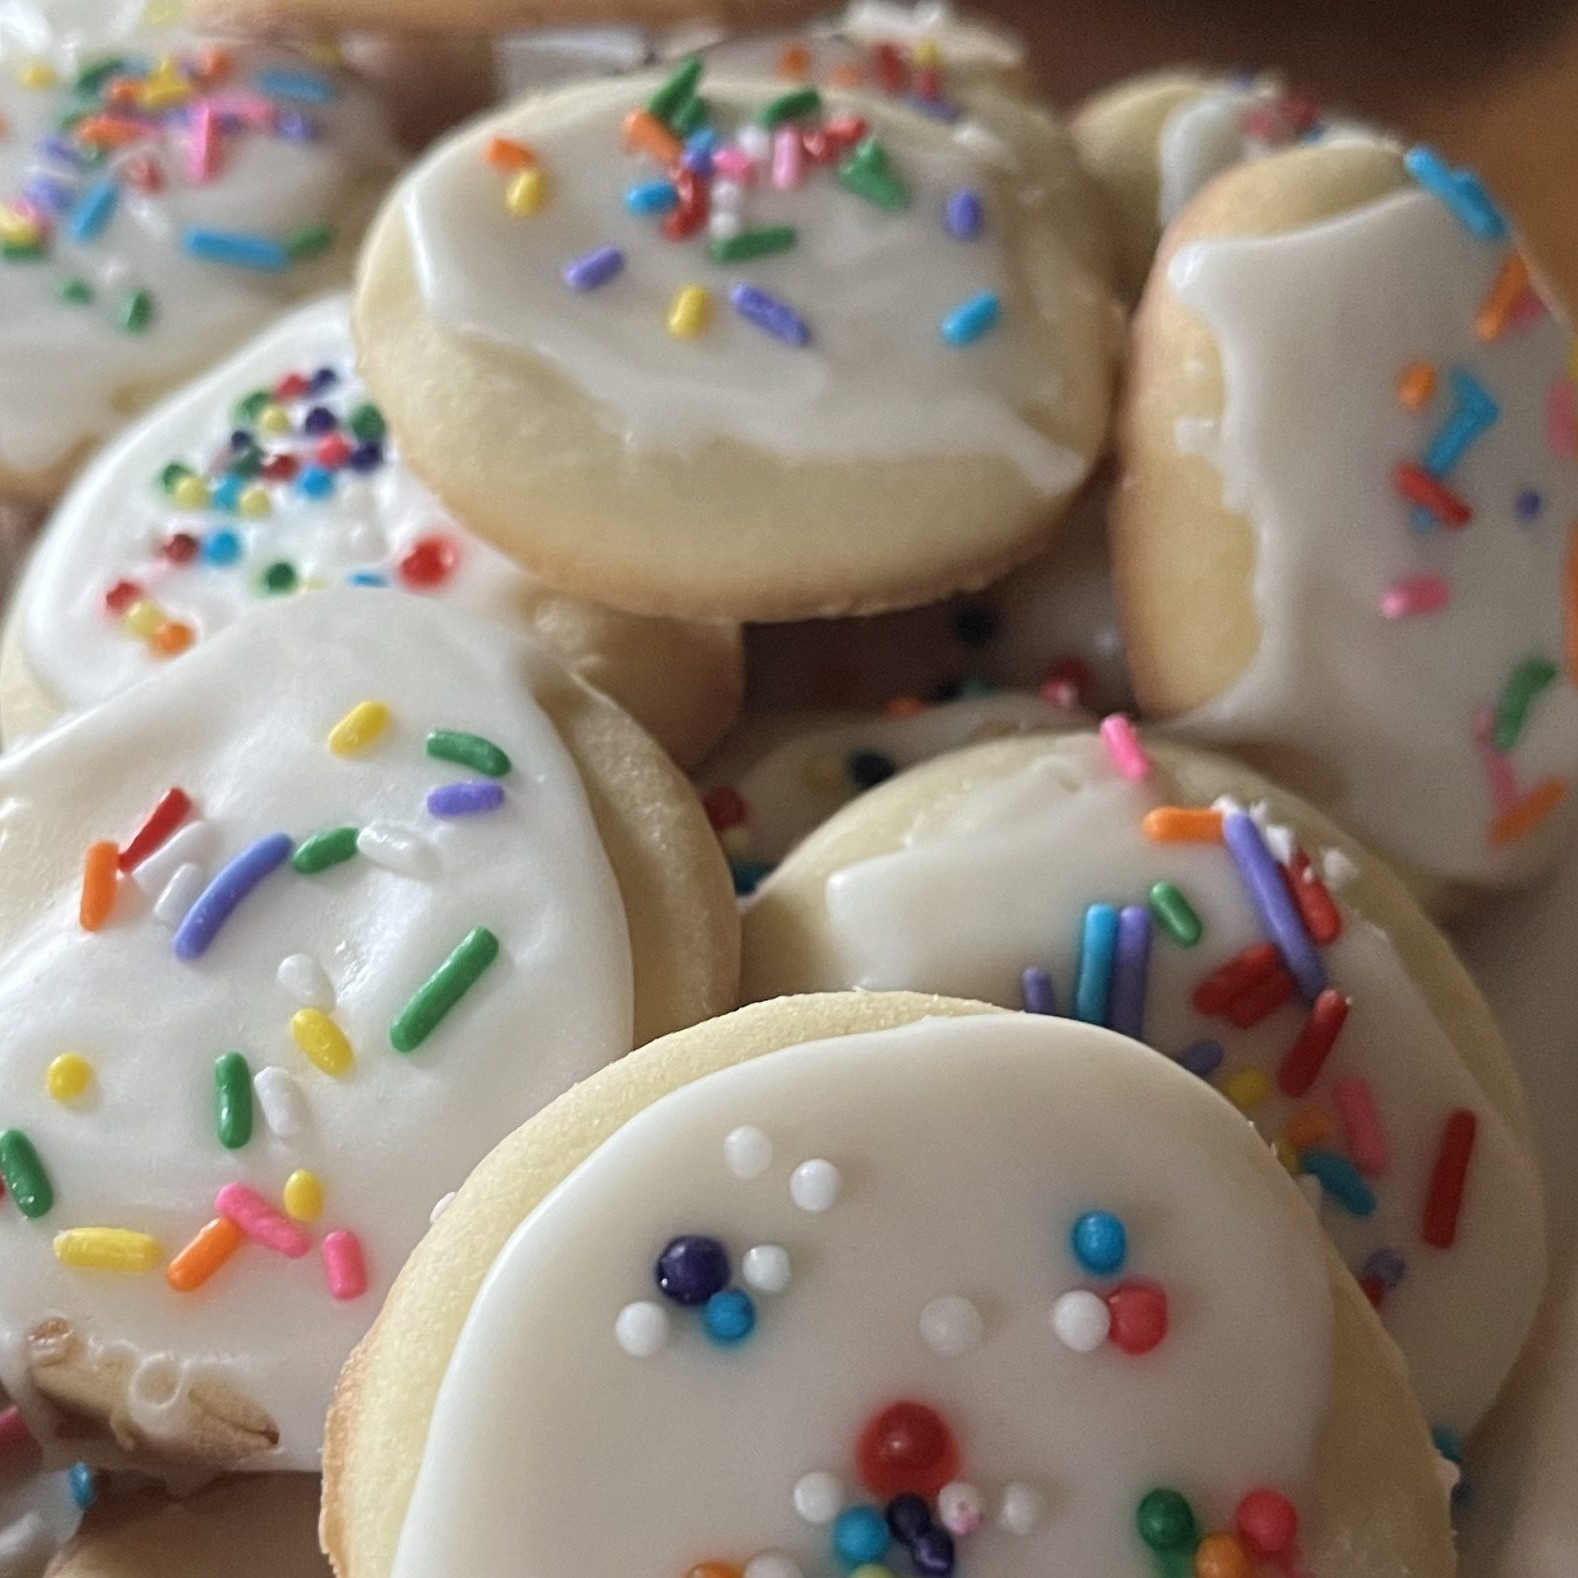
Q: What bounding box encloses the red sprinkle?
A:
[118,786,193,873]
[1422,1109,1478,1249]
[398,534,458,589]
[1276,989,1350,1098]
[1283,849,1342,944]
[0,1406,39,1478]
[703,786,747,831]
[856,1401,959,1499]
[1105,1280,1169,1355]
[873,42,908,95]
[1192,943,1281,1016]
[1225,968,1297,1028]
[1334,1076,1390,1176]
[104,579,143,615]
[662,169,708,241]
[823,113,870,154]
[1394,462,1472,527]
[162,531,200,565]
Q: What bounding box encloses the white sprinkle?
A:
[1263,822,1296,865]
[998,1483,1045,1537]
[1322,847,1360,889]
[789,1158,841,1213]
[952,117,1010,162]
[920,1294,984,1357]
[1211,794,1245,816]
[742,1244,791,1294]
[725,1125,773,1179]
[356,823,437,879]
[131,820,216,894]
[429,1191,456,1224]
[743,1555,802,1578]
[277,953,334,1009]
[152,862,205,927]
[614,1300,671,1358]
[253,1066,308,1140]
[737,123,771,162]
[713,178,745,213]
[1049,1289,1111,1353]
[709,209,742,242]
[937,1481,985,1537]
[792,1470,844,1525]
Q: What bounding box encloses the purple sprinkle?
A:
[40,137,91,170]
[426,780,506,818]
[1108,905,1152,1041]
[1176,1039,1224,1080]
[1220,810,1326,1000]
[1361,1247,1408,1289]
[564,245,625,293]
[1020,966,1057,1015]
[273,109,321,143]
[172,833,294,962]
[728,283,811,347]
[905,94,960,123]
[23,176,74,215]
[944,188,985,240]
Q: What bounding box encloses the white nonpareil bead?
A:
[792,1470,843,1525]
[919,1294,984,1357]
[937,1481,985,1536]
[1049,1289,1111,1353]
[742,1244,791,1294]
[724,1124,773,1179]
[998,1483,1045,1536]
[614,1301,671,1358]
[790,1158,842,1213]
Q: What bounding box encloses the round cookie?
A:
[323,993,1455,1577]
[0,1,399,508]
[0,294,743,767]
[742,727,1546,1438]
[0,588,738,1475]
[697,691,1085,891]
[196,0,828,32]
[1116,138,1578,901]
[353,65,1118,621]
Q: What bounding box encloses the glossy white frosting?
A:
[391,1014,1333,1573]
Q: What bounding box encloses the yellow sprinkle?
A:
[138,58,191,109]
[257,404,291,437]
[124,599,163,639]
[1224,1067,1272,1112]
[141,0,182,25]
[328,699,390,756]
[46,1053,93,1103]
[237,484,272,519]
[912,38,943,66]
[282,1169,324,1222]
[1272,1138,1301,1175]
[54,1228,160,1273]
[303,39,346,68]
[171,475,211,511]
[802,752,846,795]
[666,284,713,340]
[291,1008,353,1077]
[0,208,39,246]
[718,825,752,860]
[505,167,546,216]
[18,61,58,90]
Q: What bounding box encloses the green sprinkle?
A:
[59,277,93,304]
[0,1130,52,1219]
[285,222,335,261]
[230,448,263,479]
[73,57,126,93]
[159,462,195,495]
[426,730,512,778]
[759,86,822,129]
[847,134,889,172]
[1136,1488,1197,1554]
[670,92,709,139]
[710,225,798,264]
[235,389,272,423]
[348,403,386,443]
[261,561,298,594]
[1,242,45,262]
[292,826,360,875]
[214,1052,253,1150]
[1493,656,1559,753]
[390,926,501,1053]
[1148,881,1203,947]
[838,159,910,212]
[119,288,154,334]
[647,55,703,126]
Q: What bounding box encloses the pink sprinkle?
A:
[1333,1077,1390,1176]
[211,92,275,129]
[321,1229,367,1300]
[216,1183,311,1259]
[1509,287,1546,331]
[1379,574,1451,619]
[188,100,219,182]
[0,1406,38,1478]
[1547,377,1576,458]
[1473,706,1521,814]
[1099,714,1151,781]
[713,146,755,184]
[771,125,804,191]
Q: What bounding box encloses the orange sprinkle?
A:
[882,695,927,719]
[1396,361,1437,411]
[150,620,194,657]
[622,109,682,166]
[486,136,536,170]
[105,78,140,108]
[1284,1109,1335,1151]
[777,43,814,78]
[1489,777,1569,846]
[1564,520,1578,682]
[1476,252,1531,343]
[192,46,234,84]
[166,1217,243,1293]
[79,841,119,932]
[829,63,865,88]
[1142,806,1224,843]
[74,114,147,149]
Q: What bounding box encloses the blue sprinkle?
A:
[211,474,243,512]
[625,179,680,216]
[67,1462,96,1512]
[1176,1038,1225,1080]
[66,177,118,242]
[426,780,506,818]
[683,127,718,176]
[203,528,242,566]
[729,283,812,347]
[941,291,1001,347]
[1220,810,1326,1000]
[254,66,338,104]
[1070,1209,1128,1275]
[172,833,294,962]
[1073,902,1118,1024]
[1432,1425,1465,1465]
[23,175,74,215]
[1021,965,1057,1015]
[347,570,389,587]
[1517,487,1544,521]
[1361,1247,1407,1290]
[1108,904,1152,1041]
[563,245,625,292]
[182,228,290,272]
[702,1287,756,1344]
[833,1506,890,1565]
[1405,146,1508,241]
[905,93,959,122]
[731,858,774,896]
[1423,366,1500,478]
[1299,1150,1377,1216]
[296,464,334,499]
[944,187,985,240]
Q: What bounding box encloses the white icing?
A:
[0,4,397,477]
[390,1016,1334,1573]
[0,590,633,1468]
[495,27,654,98]
[0,1458,78,1578]
[16,295,538,722]
[760,732,1544,1429]
[1170,185,1578,885]
[402,75,1083,492]
[1156,84,1277,226]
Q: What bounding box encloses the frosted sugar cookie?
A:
[0,294,744,767]
[323,994,1455,1578]
[0,1,399,507]
[0,590,737,1473]
[353,61,1118,621]
[1116,138,1578,899]
[0,1404,84,1578]
[743,728,1546,1437]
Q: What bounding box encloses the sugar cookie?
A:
[0,1,399,508]
[0,589,737,1474]
[353,64,1117,620]
[323,994,1455,1577]
[0,294,743,766]
[743,728,1545,1437]
[1116,138,1578,901]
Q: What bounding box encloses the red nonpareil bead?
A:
[1105,1280,1168,1355]
[873,41,908,94]
[399,534,458,589]
[1236,1489,1299,1559]
[104,579,142,614]
[274,372,311,402]
[162,532,199,564]
[857,1401,959,1499]
[261,454,298,483]
[315,433,353,468]
[703,787,747,831]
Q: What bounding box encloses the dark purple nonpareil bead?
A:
[347,440,384,472]
[302,404,338,435]
[654,1235,730,1307]
[912,1526,956,1574]
[1176,1039,1225,1080]
[885,1493,932,1545]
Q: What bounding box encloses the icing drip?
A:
[390,1016,1333,1574]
